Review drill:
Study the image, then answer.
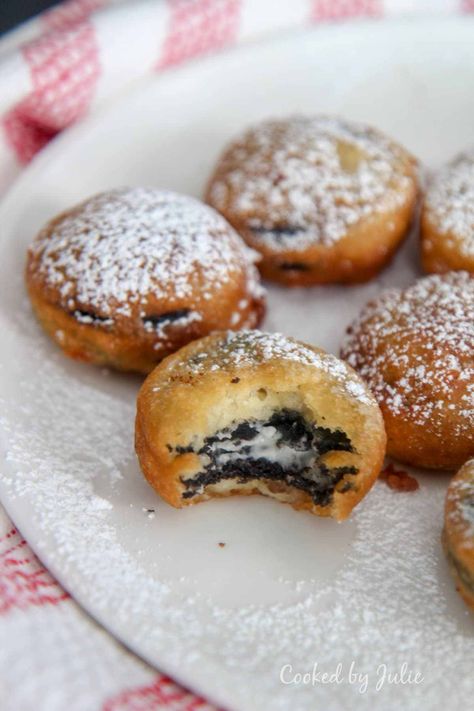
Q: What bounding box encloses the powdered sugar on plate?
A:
[2,19,474,711]
[1,301,473,711]
[207,116,416,251]
[424,151,474,256]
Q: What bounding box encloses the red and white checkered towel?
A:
[0,1,472,709]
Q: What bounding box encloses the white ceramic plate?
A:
[0,17,473,711]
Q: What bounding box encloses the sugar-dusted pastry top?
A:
[153,329,373,406]
[207,115,417,251]
[27,187,263,321]
[424,151,474,258]
[446,459,474,552]
[136,328,386,520]
[341,271,474,437]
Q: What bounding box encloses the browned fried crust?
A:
[206,117,419,286]
[25,190,266,373]
[135,331,386,520]
[443,459,474,610]
[341,272,474,470]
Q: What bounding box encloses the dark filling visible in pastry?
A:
[72,309,112,326]
[250,225,305,238]
[143,309,192,329]
[278,263,311,272]
[178,408,357,507]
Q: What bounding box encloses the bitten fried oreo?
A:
[421,151,474,274]
[26,188,265,373]
[135,330,386,520]
[443,459,474,610]
[206,116,418,285]
[341,272,474,470]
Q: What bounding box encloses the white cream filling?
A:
[200,421,319,476]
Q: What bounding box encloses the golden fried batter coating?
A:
[26,188,265,373]
[422,151,474,275]
[443,459,474,610]
[206,116,418,285]
[341,272,474,470]
[136,330,386,520]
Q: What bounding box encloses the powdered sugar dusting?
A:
[446,461,474,549]
[144,310,202,338]
[2,310,473,709]
[462,498,474,529]
[208,116,415,251]
[424,151,474,257]
[28,187,263,320]
[1,265,474,711]
[2,30,474,711]
[160,329,373,406]
[341,272,474,436]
